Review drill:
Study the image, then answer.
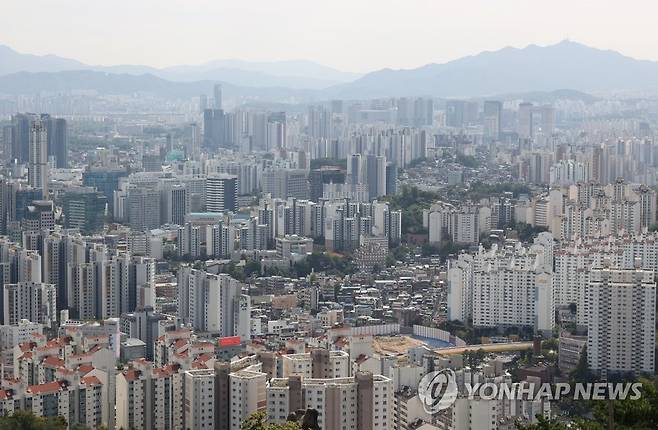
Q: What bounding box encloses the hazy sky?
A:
[2,0,657,72]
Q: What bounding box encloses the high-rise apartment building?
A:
[177,267,251,339]
[267,372,393,430]
[447,237,555,335]
[3,281,56,327]
[184,369,216,430]
[281,349,350,379]
[587,266,656,374]
[229,369,267,430]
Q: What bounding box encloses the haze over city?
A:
[2,0,658,71]
[0,2,658,430]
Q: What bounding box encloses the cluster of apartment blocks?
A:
[2,326,393,430]
[177,196,401,260]
[0,306,561,430]
[448,230,658,375]
[390,351,551,430]
[515,180,656,241]
[1,327,117,429]
[447,233,555,334]
[553,234,658,374]
[105,140,404,230]
[0,229,158,327]
[515,138,658,187]
[422,179,656,248]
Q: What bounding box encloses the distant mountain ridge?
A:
[0,70,316,100]
[2,41,658,100]
[327,40,658,98]
[0,45,360,89]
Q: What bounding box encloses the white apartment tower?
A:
[229,369,267,430]
[587,266,656,374]
[267,372,392,430]
[3,281,56,327]
[184,369,216,430]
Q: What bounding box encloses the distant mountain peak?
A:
[330,41,658,98]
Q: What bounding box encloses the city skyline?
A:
[1,3,658,429]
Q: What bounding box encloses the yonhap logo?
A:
[418,369,459,413]
[417,375,643,416]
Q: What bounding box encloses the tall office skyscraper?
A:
[266,121,285,150]
[46,117,67,168]
[307,105,330,139]
[385,162,398,195]
[445,100,466,128]
[127,185,161,231]
[204,109,226,149]
[540,105,555,136]
[61,187,107,233]
[413,97,434,126]
[309,167,345,202]
[187,122,201,160]
[366,155,387,199]
[82,167,128,213]
[206,174,238,213]
[262,169,308,200]
[266,112,286,150]
[483,100,502,140]
[9,114,66,167]
[28,119,48,198]
[161,183,188,225]
[518,102,534,140]
[10,113,32,163]
[199,94,208,113]
[348,154,363,187]
[214,84,223,110]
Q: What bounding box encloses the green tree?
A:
[515,415,570,430]
[512,222,548,242]
[293,252,355,277]
[0,411,68,430]
[381,185,441,235]
[456,154,480,168]
[463,348,486,368]
[450,181,531,202]
[570,346,593,383]
[421,240,468,261]
[586,378,658,429]
[241,411,301,430]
